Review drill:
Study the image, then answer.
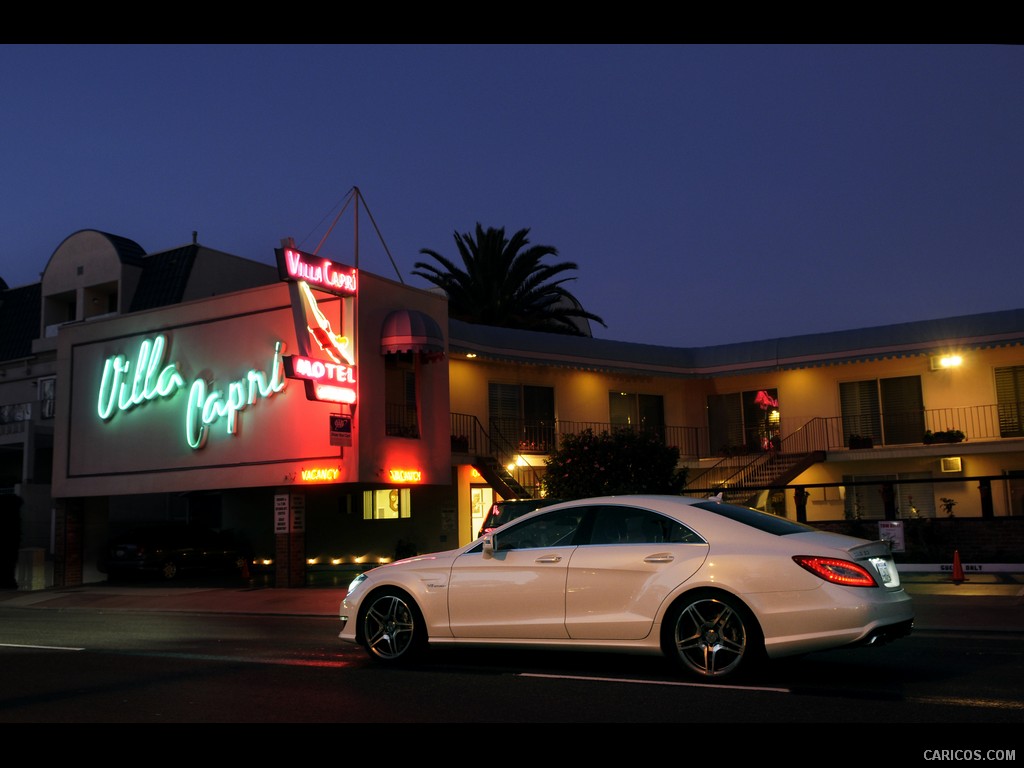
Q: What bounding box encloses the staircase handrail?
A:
[686,417,833,491]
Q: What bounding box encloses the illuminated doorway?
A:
[471,485,494,540]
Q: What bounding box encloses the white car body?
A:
[339,495,914,678]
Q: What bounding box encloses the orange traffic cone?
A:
[950,549,965,584]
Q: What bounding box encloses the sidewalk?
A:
[0,581,346,617]
[1,572,1022,632]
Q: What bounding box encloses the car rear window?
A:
[691,501,818,536]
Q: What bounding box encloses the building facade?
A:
[2,230,1023,588]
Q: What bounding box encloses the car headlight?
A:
[346,572,368,596]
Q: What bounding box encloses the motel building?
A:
[20,230,456,587]
[3,229,1024,589]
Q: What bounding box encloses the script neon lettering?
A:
[185,341,287,449]
[97,335,185,420]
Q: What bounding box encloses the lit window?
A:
[363,488,411,520]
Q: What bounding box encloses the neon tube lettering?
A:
[284,248,357,294]
[97,335,185,420]
[185,341,287,450]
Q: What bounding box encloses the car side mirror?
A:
[482,534,495,558]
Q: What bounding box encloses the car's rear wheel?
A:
[664,591,763,679]
[361,589,425,662]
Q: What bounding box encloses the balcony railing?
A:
[384,403,419,439]
[780,402,1024,452]
[453,403,1024,468]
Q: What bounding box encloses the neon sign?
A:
[301,466,342,482]
[388,468,423,483]
[276,247,358,296]
[298,281,353,365]
[97,335,185,418]
[96,334,287,450]
[283,354,358,405]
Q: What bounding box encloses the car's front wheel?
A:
[664,591,763,679]
[159,560,178,580]
[361,589,425,662]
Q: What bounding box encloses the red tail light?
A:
[793,556,878,587]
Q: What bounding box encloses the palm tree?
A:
[413,224,606,336]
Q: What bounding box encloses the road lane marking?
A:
[518,672,790,693]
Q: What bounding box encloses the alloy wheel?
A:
[672,596,749,678]
[363,592,419,660]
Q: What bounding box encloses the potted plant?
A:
[924,429,965,444]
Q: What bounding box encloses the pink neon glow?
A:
[284,249,357,295]
[312,383,357,404]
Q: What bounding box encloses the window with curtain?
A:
[707,389,778,454]
[384,353,418,438]
[609,392,664,438]
[40,377,56,419]
[840,376,923,446]
[996,366,1024,438]
[840,380,882,444]
[489,383,555,451]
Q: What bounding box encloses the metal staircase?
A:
[684,419,830,504]
[686,450,825,505]
[471,457,531,499]
[451,412,537,499]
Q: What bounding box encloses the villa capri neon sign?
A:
[275,246,357,296]
[276,244,359,406]
[96,333,287,450]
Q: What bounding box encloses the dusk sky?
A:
[1,44,1020,348]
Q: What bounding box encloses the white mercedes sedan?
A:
[338,495,914,679]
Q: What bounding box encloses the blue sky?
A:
[1,44,1021,347]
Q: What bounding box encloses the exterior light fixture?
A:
[930,354,963,370]
[940,457,963,473]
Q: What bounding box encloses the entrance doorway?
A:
[470,485,494,541]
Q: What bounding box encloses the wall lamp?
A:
[930,354,963,371]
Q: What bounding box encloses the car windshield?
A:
[691,501,818,536]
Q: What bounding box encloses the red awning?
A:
[380,309,446,360]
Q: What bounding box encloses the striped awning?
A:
[380,309,446,360]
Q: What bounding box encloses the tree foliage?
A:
[414,223,605,336]
[541,428,687,500]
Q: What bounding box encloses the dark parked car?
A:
[100,523,250,581]
[477,497,563,539]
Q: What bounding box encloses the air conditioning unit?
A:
[940,457,962,473]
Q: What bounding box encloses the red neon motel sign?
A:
[275,247,357,296]
[283,355,358,405]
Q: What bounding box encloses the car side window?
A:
[494,507,586,551]
[589,506,705,545]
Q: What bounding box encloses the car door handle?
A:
[644,553,674,563]
[535,555,563,563]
